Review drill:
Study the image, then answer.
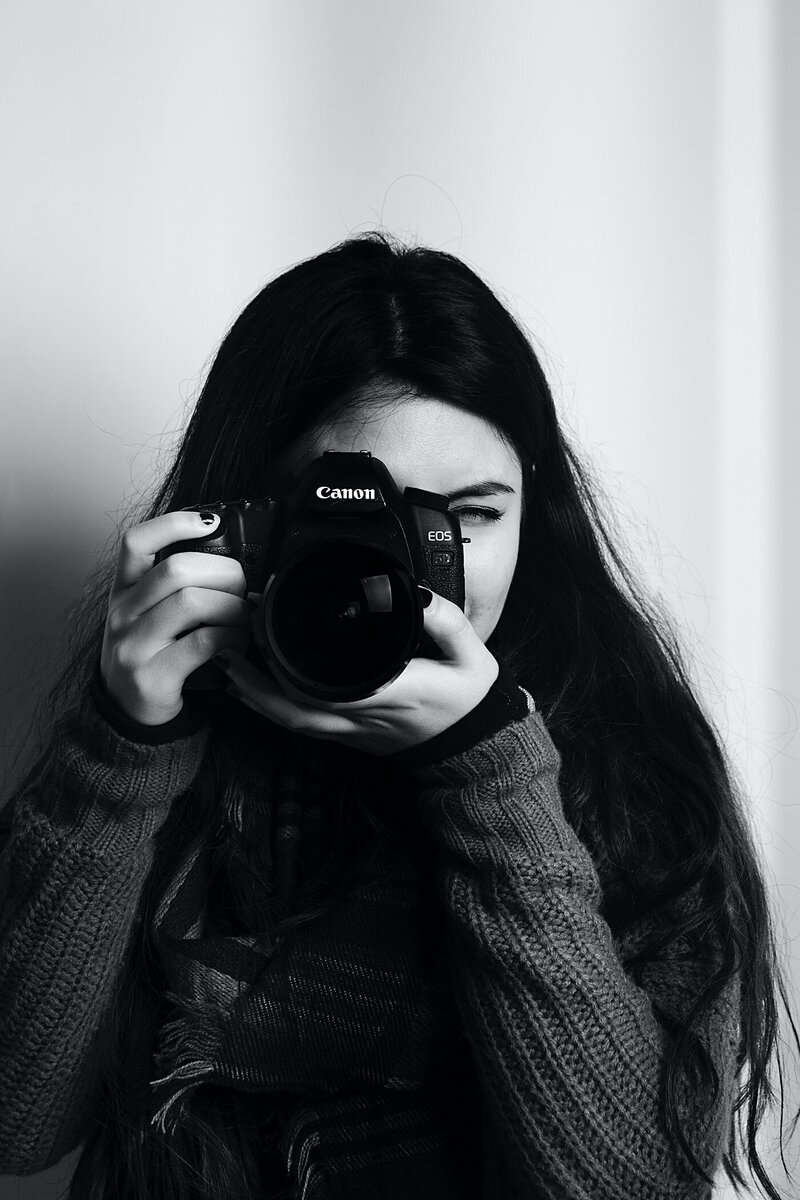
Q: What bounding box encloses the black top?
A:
[89,658,532,768]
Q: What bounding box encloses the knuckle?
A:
[119,529,139,559]
[113,641,137,674]
[175,585,202,614]
[127,669,148,701]
[162,554,189,586]
[189,626,216,656]
[284,711,306,734]
[105,605,126,638]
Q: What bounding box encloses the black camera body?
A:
[155,451,466,701]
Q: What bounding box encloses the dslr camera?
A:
[155,451,466,702]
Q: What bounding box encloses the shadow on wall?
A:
[0,540,101,798]
[0,542,94,1193]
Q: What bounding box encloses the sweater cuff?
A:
[90,659,208,745]
[385,660,534,771]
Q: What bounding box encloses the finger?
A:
[124,551,247,624]
[219,652,357,740]
[215,650,298,703]
[152,623,252,682]
[419,589,481,666]
[112,509,224,594]
[134,588,251,647]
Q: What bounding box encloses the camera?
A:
[155,451,466,702]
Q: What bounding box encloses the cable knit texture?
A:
[0,706,209,1170]
[0,683,739,1198]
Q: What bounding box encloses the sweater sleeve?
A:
[0,689,210,1174]
[405,708,740,1200]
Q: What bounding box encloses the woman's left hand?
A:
[213,588,499,756]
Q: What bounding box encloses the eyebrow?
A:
[443,481,517,502]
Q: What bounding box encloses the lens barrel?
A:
[260,541,422,700]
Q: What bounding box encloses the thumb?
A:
[419,586,479,665]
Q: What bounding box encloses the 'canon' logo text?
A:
[316,485,377,500]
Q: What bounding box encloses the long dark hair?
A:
[10,232,798,1197]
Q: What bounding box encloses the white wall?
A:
[2,1,798,1195]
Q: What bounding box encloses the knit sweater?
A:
[0,666,739,1198]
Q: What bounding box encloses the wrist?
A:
[91,659,207,745]
[384,659,533,770]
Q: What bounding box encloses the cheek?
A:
[462,529,520,629]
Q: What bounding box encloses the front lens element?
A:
[266,544,418,696]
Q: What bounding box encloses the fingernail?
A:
[212,653,231,672]
[418,585,434,609]
[199,510,220,526]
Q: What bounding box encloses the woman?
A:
[0,232,795,1199]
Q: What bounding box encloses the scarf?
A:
[145,711,480,1195]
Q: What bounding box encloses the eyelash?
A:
[451,506,503,525]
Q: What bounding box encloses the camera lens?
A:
[264,542,420,699]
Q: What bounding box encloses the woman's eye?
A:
[451,506,503,524]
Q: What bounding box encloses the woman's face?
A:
[272,394,524,643]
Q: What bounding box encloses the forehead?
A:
[279,395,521,493]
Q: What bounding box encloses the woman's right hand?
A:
[99,510,251,726]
